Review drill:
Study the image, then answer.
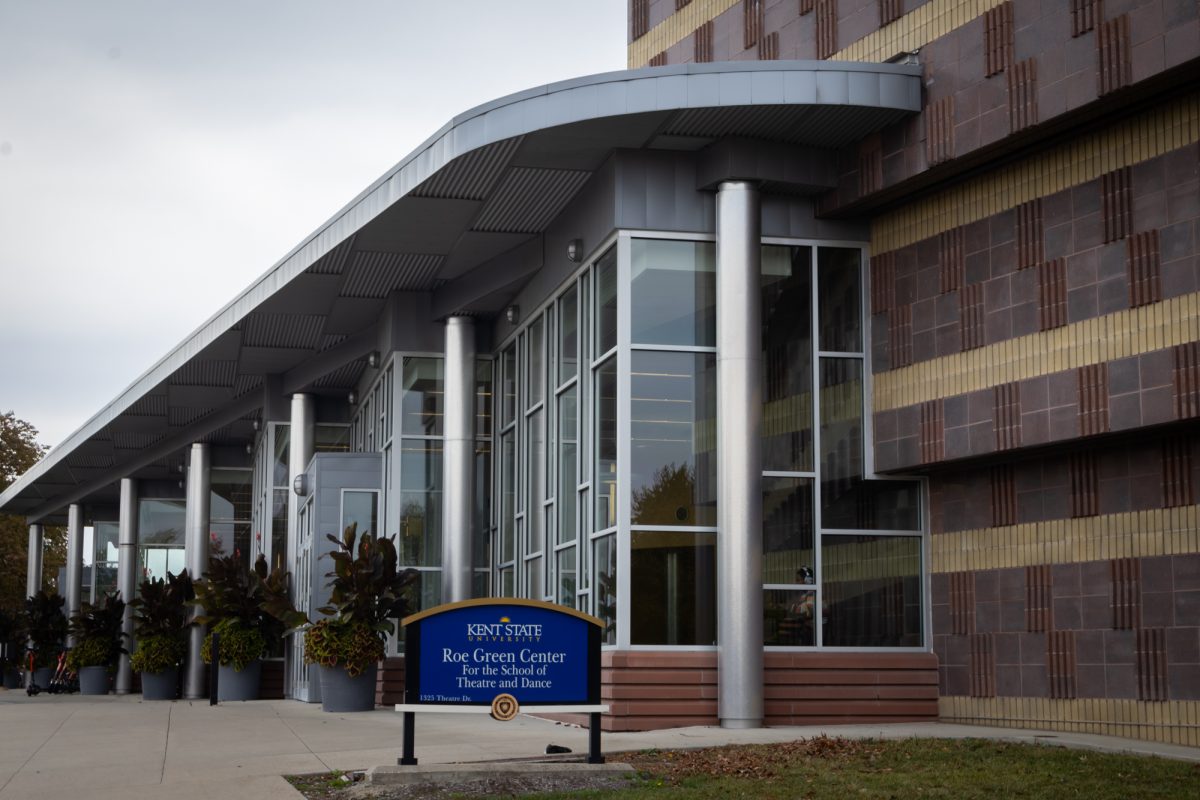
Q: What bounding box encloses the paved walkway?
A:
[0,689,1195,799]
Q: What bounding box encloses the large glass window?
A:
[399,440,442,566]
[559,286,578,383]
[595,247,618,355]
[819,358,864,521]
[91,521,119,601]
[630,239,716,347]
[821,534,922,647]
[210,468,252,564]
[629,351,716,527]
[594,534,617,645]
[762,477,814,585]
[557,386,577,545]
[630,531,716,645]
[138,498,185,582]
[818,247,862,352]
[594,358,618,531]
[402,358,444,436]
[762,245,813,472]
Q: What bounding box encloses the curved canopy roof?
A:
[1,60,920,523]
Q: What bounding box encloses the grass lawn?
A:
[551,737,1200,800]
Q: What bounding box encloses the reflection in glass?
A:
[762,245,813,471]
[399,441,442,567]
[139,499,185,547]
[501,346,517,427]
[342,491,379,539]
[762,477,814,584]
[210,468,252,563]
[271,488,288,571]
[822,534,922,647]
[528,408,545,554]
[763,589,816,646]
[821,479,922,531]
[594,535,617,645]
[819,358,864,521]
[559,285,578,384]
[558,386,577,545]
[557,547,576,607]
[529,317,545,407]
[402,358,444,436]
[272,424,290,486]
[630,531,716,645]
[476,360,493,438]
[630,239,716,347]
[526,554,542,599]
[315,424,350,452]
[594,358,618,531]
[817,247,863,352]
[630,351,716,527]
[92,521,119,600]
[473,441,492,573]
[500,433,515,562]
[595,247,618,356]
[499,567,514,598]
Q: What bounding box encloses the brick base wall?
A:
[375,656,405,707]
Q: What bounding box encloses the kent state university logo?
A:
[465,614,544,643]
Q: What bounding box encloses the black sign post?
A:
[397,599,606,766]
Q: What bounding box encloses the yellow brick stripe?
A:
[627,0,1007,69]
[831,0,1006,63]
[627,0,740,68]
[931,505,1200,574]
[939,697,1200,747]
[872,93,1200,254]
[873,292,1200,411]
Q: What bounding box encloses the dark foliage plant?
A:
[66,592,125,670]
[0,607,24,668]
[193,553,281,670]
[262,524,417,676]
[128,571,194,674]
[23,590,67,668]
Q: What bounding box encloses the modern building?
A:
[2,0,1197,745]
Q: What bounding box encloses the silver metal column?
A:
[442,316,476,603]
[184,442,211,699]
[115,478,139,694]
[25,523,43,598]
[66,504,84,646]
[715,180,764,729]
[287,394,315,699]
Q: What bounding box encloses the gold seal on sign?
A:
[490,693,519,721]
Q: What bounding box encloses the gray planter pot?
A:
[318,663,377,712]
[217,659,261,702]
[33,667,54,688]
[78,665,110,695]
[140,667,178,700]
[2,669,20,689]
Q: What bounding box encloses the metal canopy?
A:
[0,60,921,523]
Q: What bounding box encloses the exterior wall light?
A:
[506,305,520,325]
[367,351,380,369]
[244,442,253,455]
[347,390,358,405]
[293,474,309,497]
[567,239,584,262]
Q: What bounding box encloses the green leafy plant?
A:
[262,523,417,677]
[193,553,280,671]
[66,592,125,670]
[23,590,67,668]
[128,571,194,674]
[201,618,265,672]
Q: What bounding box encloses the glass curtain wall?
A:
[138,498,186,582]
[762,244,922,649]
[210,468,252,565]
[91,521,119,601]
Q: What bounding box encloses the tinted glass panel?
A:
[595,247,618,355]
[594,535,617,645]
[764,589,816,646]
[594,358,618,530]
[342,491,379,539]
[630,351,716,527]
[528,408,545,553]
[401,357,444,436]
[272,424,290,486]
[762,476,814,585]
[501,346,517,427]
[557,546,576,607]
[630,531,716,645]
[559,285,578,384]
[630,239,716,347]
[558,385,577,545]
[822,534,922,647]
[475,360,493,438]
[500,432,515,562]
[818,358,864,519]
[529,317,545,407]
[399,441,442,567]
[817,247,862,352]
[821,479,922,531]
[762,244,813,471]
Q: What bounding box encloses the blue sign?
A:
[402,599,601,706]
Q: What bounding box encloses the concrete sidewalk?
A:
[1,690,1195,799]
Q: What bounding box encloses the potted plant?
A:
[128,571,194,700]
[23,590,67,688]
[66,593,126,695]
[264,524,416,712]
[193,553,281,701]
[0,608,24,689]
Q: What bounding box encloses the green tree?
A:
[0,412,66,611]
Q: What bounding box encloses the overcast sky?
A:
[0,1,625,448]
